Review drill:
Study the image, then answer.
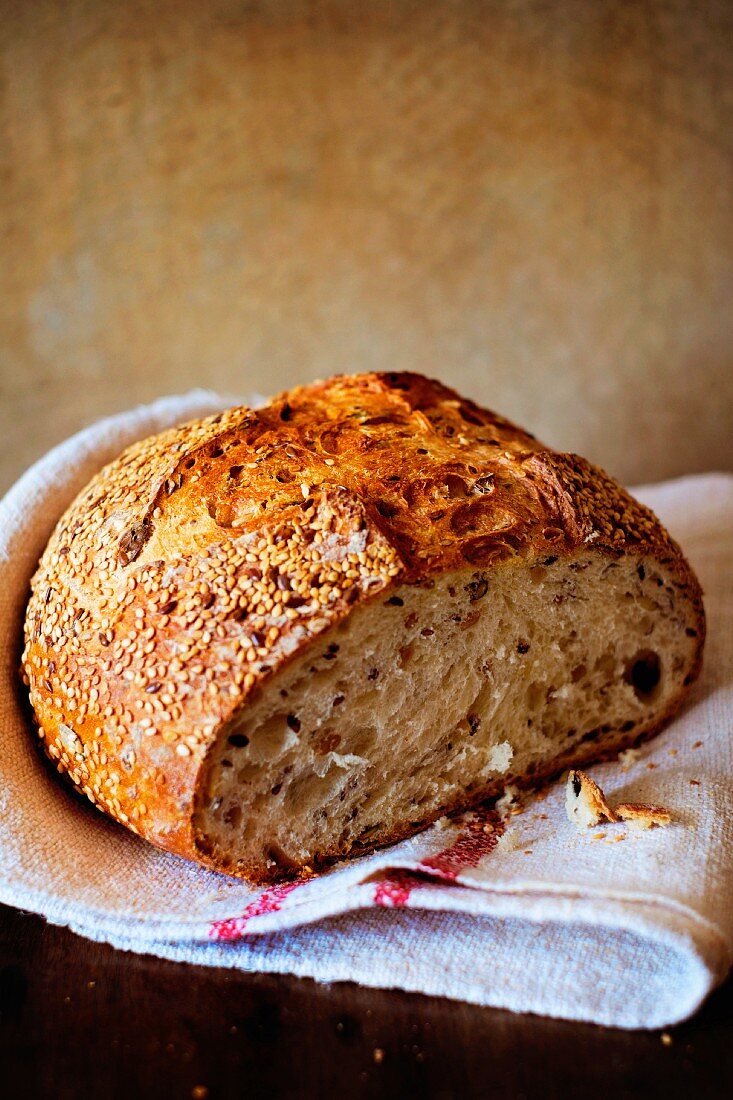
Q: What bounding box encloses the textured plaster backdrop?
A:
[1,0,732,493]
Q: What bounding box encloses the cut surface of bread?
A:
[22,371,705,882]
[197,551,699,877]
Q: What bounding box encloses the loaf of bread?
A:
[22,373,705,882]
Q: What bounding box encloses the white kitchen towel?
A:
[1,391,731,1031]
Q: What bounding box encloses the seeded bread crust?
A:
[22,373,705,876]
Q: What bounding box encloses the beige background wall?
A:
[1,0,732,493]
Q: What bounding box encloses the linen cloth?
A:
[1,391,731,1030]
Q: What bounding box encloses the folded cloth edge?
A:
[53,905,722,1031]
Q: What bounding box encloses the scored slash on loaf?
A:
[22,373,705,882]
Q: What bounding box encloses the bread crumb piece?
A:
[661,1032,673,1047]
[486,740,514,774]
[693,740,703,749]
[690,779,700,787]
[496,827,521,851]
[496,785,520,818]
[618,747,641,771]
[373,1048,385,1065]
[565,770,618,828]
[616,803,672,830]
[567,770,673,834]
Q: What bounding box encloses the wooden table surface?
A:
[1,902,732,1100]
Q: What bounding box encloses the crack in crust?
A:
[21,372,705,874]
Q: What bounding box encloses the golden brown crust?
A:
[21,372,705,877]
[615,803,672,827]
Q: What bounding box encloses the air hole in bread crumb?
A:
[227,733,249,748]
[625,650,661,700]
[224,804,241,827]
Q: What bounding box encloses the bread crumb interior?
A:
[196,552,697,874]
